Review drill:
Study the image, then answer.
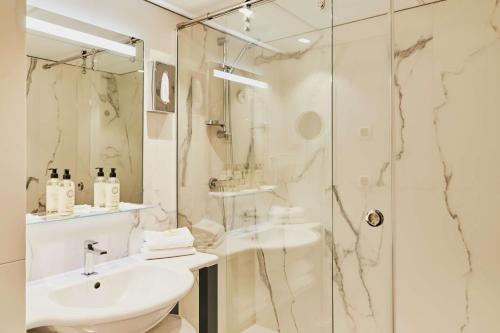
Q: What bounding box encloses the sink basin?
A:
[206,223,321,257]
[27,260,194,333]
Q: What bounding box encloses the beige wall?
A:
[0,0,26,332]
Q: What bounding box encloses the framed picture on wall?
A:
[152,61,175,113]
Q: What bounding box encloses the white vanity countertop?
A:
[28,251,218,288]
[27,252,218,330]
[150,250,219,271]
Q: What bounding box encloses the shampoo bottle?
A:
[105,168,120,210]
[46,168,59,215]
[58,169,75,216]
[93,167,106,208]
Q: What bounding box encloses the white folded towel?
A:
[141,246,196,260]
[143,227,194,251]
[192,219,225,249]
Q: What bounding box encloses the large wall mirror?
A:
[26,6,144,217]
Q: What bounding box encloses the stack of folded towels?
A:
[192,219,225,249]
[141,227,195,260]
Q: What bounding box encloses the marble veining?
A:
[256,248,281,332]
[332,186,381,328]
[394,36,433,161]
[431,33,500,333]
[26,57,37,97]
[254,36,325,66]
[393,1,500,332]
[180,77,193,187]
[281,247,299,333]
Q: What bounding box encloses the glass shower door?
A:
[177,0,393,332]
[331,1,393,332]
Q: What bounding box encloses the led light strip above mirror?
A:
[26,16,136,57]
[213,69,269,89]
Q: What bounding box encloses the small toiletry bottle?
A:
[58,169,75,216]
[93,167,106,208]
[105,168,120,210]
[46,168,59,215]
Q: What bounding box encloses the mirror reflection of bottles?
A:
[94,167,106,208]
[46,168,59,215]
[105,168,120,210]
[58,169,75,216]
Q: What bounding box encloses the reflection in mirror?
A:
[26,6,144,217]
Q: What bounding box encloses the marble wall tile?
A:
[394,0,500,332]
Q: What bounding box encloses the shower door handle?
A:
[365,209,384,227]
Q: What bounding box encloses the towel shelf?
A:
[208,185,276,199]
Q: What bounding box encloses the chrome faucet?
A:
[83,240,107,276]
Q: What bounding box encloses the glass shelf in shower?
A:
[208,185,276,199]
[26,202,157,225]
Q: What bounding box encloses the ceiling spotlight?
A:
[239,6,253,18]
[298,38,311,44]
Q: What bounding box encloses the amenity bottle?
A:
[46,168,59,215]
[58,169,75,216]
[105,168,120,210]
[93,167,106,208]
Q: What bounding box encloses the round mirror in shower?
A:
[295,111,323,140]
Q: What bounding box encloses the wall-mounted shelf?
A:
[26,202,156,225]
[208,185,276,199]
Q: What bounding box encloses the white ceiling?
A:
[157,0,242,15]
[155,0,391,53]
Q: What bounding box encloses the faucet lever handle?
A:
[84,240,99,250]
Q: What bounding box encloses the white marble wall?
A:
[26,58,143,213]
[393,0,500,332]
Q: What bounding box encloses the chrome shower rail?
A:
[176,0,273,29]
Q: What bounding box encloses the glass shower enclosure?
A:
[177,1,392,332]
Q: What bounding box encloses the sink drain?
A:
[94,282,101,289]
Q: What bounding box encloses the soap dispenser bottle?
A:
[94,167,106,208]
[46,168,59,215]
[105,168,120,210]
[58,169,75,216]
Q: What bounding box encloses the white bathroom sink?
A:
[207,223,321,257]
[27,259,194,333]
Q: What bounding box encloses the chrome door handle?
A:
[365,209,384,227]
